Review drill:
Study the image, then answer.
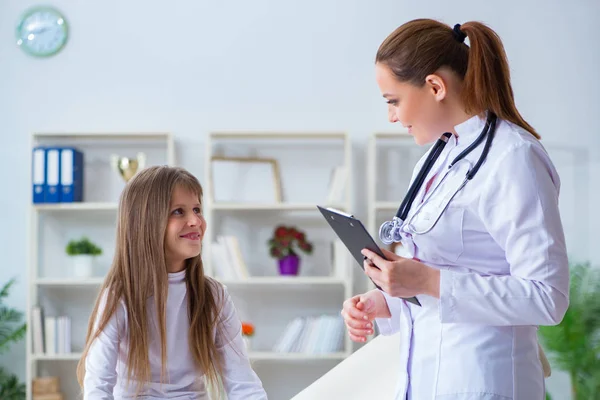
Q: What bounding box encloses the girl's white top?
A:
[83,270,267,399]
[375,114,570,400]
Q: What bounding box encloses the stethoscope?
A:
[379,112,498,245]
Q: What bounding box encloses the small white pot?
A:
[71,255,95,278]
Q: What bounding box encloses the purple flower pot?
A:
[278,254,300,276]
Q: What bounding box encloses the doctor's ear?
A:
[424,73,447,102]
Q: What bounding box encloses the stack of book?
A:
[326,166,347,204]
[272,315,345,354]
[210,235,250,279]
[31,307,72,355]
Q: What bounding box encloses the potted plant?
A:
[268,225,313,276]
[538,262,600,400]
[242,322,255,350]
[0,278,26,400]
[65,237,102,278]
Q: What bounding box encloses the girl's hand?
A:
[341,289,391,343]
[362,248,440,299]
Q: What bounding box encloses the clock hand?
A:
[31,26,50,35]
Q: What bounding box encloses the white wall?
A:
[1,0,598,398]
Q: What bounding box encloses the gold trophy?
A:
[111,152,146,182]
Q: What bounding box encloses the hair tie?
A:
[452,24,467,44]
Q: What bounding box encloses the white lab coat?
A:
[375,114,569,400]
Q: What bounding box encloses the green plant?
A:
[268,225,313,260]
[65,236,102,256]
[0,278,26,399]
[539,262,600,400]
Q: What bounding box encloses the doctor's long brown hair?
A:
[376,19,540,139]
[76,166,225,396]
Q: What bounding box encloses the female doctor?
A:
[341,19,569,400]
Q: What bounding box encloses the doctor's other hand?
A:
[362,248,441,299]
[341,289,391,343]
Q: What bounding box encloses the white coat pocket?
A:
[410,205,465,263]
[406,168,468,264]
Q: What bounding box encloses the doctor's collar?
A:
[454,112,488,141]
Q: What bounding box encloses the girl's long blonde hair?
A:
[77,166,224,395]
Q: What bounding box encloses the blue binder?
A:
[32,147,46,203]
[44,148,61,203]
[60,147,84,202]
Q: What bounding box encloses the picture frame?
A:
[210,156,282,203]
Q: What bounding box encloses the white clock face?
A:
[16,7,68,57]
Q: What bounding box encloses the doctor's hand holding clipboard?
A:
[361,247,441,300]
[341,247,441,343]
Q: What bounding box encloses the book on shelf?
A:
[210,235,250,279]
[326,166,347,204]
[272,315,345,354]
[31,306,71,354]
[31,146,84,204]
[332,239,349,279]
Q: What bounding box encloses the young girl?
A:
[77,166,267,399]
[341,19,569,399]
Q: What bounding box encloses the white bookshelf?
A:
[204,131,354,400]
[365,131,427,338]
[26,132,175,400]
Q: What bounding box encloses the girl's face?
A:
[165,185,206,273]
[375,63,451,145]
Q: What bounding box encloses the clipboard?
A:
[317,205,421,307]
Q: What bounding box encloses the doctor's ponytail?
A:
[376,19,539,139]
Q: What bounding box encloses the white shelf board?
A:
[210,132,346,140]
[218,276,347,286]
[33,202,118,211]
[249,351,349,361]
[33,132,171,140]
[31,351,348,362]
[32,353,81,361]
[210,203,347,211]
[35,278,105,287]
[35,277,346,287]
[374,201,400,211]
[373,131,411,138]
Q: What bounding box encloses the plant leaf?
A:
[0,279,15,300]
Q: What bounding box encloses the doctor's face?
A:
[375,63,445,146]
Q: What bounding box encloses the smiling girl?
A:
[77,166,267,399]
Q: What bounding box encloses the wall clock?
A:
[16,6,68,57]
